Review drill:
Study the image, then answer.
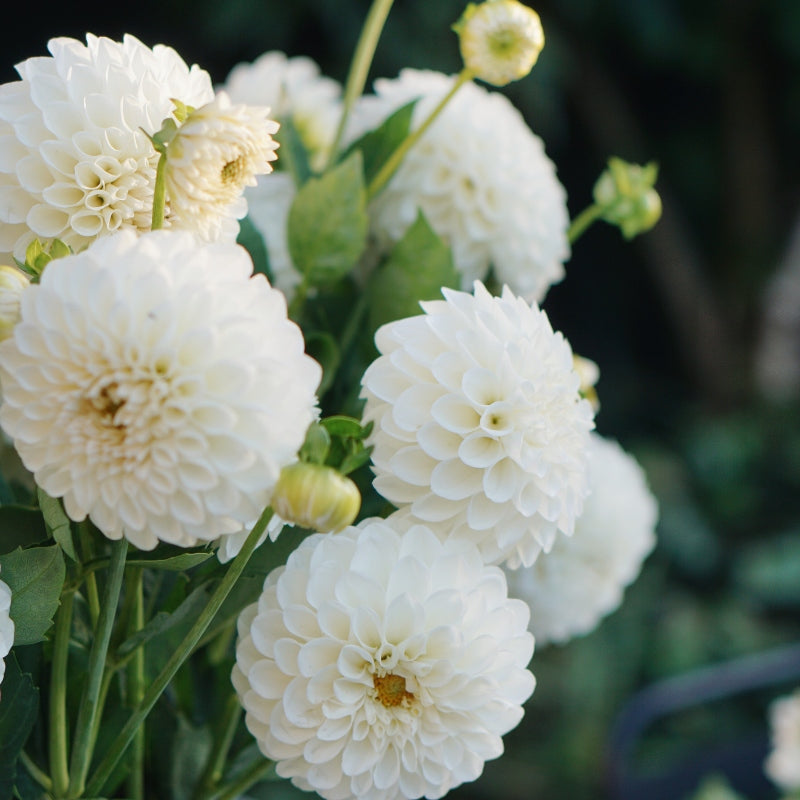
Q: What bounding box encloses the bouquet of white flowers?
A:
[0,2,663,799]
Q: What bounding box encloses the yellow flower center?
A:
[373,673,414,708]
[220,155,246,186]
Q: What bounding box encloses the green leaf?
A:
[320,416,368,439]
[298,422,331,465]
[287,150,368,286]
[37,488,75,560]
[342,99,417,186]
[0,654,39,800]
[126,551,212,572]
[366,210,458,334]
[0,506,48,555]
[305,331,341,398]
[0,545,66,645]
[237,215,272,280]
[170,715,213,800]
[117,584,210,657]
[732,530,800,607]
[276,116,312,188]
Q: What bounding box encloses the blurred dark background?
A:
[5,2,800,798]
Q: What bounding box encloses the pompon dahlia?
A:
[0,34,214,262]
[164,91,279,242]
[765,687,800,793]
[346,68,569,302]
[223,51,343,170]
[0,573,12,688]
[360,281,594,568]
[0,229,321,550]
[504,434,658,646]
[232,518,535,800]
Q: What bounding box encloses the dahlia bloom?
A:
[223,51,342,170]
[0,229,321,550]
[347,68,570,302]
[0,574,12,687]
[360,281,594,568]
[0,266,30,341]
[765,687,800,792]
[232,518,535,800]
[164,91,279,242]
[0,34,214,262]
[504,434,658,646]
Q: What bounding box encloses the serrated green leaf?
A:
[341,99,417,186]
[0,654,39,800]
[37,488,75,560]
[0,506,48,555]
[288,150,368,286]
[366,210,458,334]
[237,215,272,280]
[0,545,65,644]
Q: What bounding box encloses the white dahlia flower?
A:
[347,68,569,302]
[215,513,289,564]
[0,573,12,687]
[0,229,321,550]
[765,687,800,792]
[504,434,658,646]
[223,51,343,170]
[0,34,214,262]
[232,518,535,800]
[164,92,279,242]
[0,266,30,341]
[360,281,594,568]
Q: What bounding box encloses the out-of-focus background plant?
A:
[6,2,800,799]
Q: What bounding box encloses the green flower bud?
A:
[454,0,545,87]
[593,157,662,239]
[0,266,30,341]
[272,462,361,533]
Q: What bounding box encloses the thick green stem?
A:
[84,506,274,798]
[212,757,274,800]
[325,0,396,170]
[49,590,74,797]
[367,69,473,200]
[67,538,128,798]
[567,203,604,244]
[194,693,243,799]
[151,153,168,230]
[127,568,146,800]
[78,521,100,627]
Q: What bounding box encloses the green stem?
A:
[127,568,146,800]
[567,203,603,244]
[194,694,243,799]
[49,589,74,798]
[78,521,100,628]
[367,68,473,200]
[67,538,128,798]
[84,506,275,798]
[151,152,168,230]
[325,0,396,170]
[20,750,53,792]
[212,758,275,800]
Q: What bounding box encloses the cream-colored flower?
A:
[346,69,570,303]
[765,687,800,792]
[0,229,321,550]
[0,34,214,262]
[0,266,30,341]
[455,0,545,87]
[504,434,658,646]
[232,518,535,800]
[360,281,594,568]
[223,51,342,170]
[165,92,279,242]
[0,573,12,688]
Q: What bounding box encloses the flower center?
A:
[220,155,246,187]
[373,673,415,708]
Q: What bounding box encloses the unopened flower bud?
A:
[454,0,545,87]
[271,462,361,533]
[573,354,600,412]
[593,157,662,239]
[0,266,30,341]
